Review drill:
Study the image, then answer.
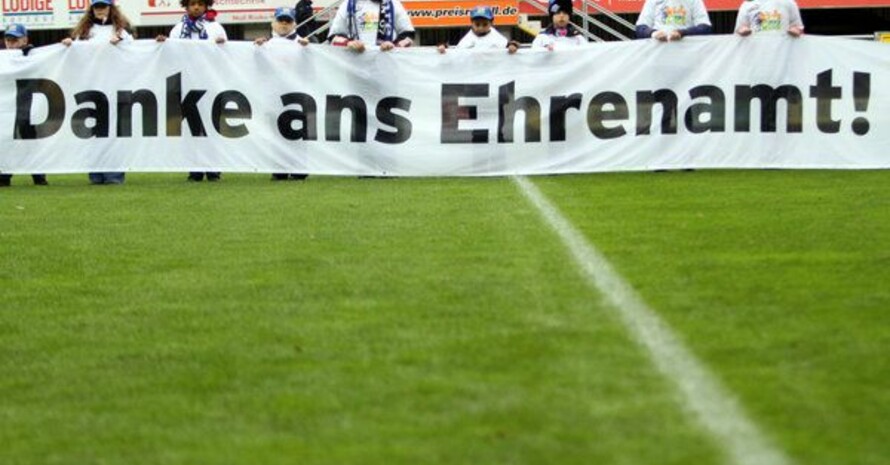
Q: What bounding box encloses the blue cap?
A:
[4,24,27,38]
[91,0,113,5]
[548,0,572,15]
[274,7,295,20]
[470,5,494,21]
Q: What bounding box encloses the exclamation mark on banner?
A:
[852,72,870,136]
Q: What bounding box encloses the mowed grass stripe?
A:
[532,170,890,465]
[3,174,716,465]
[513,175,790,465]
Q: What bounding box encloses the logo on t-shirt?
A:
[756,10,782,31]
[360,11,380,32]
[661,6,687,27]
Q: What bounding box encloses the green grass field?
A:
[1,171,887,465]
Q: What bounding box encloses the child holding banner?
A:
[635,0,712,41]
[327,0,415,52]
[735,0,804,37]
[1,24,47,188]
[531,0,587,50]
[254,7,311,46]
[157,0,227,182]
[254,7,311,181]
[437,6,512,54]
[63,0,133,45]
[162,0,228,44]
[62,0,133,185]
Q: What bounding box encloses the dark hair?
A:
[295,0,317,38]
[180,0,214,8]
[70,4,133,40]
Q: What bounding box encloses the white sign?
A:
[0,0,302,30]
[130,0,298,28]
[1,35,888,176]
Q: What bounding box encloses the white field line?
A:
[512,175,790,465]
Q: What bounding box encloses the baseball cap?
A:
[5,24,27,38]
[548,0,572,16]
[470,6,494,21]
[274,7,296,20]
[91,0,113,5]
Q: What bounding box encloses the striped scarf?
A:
[346,0,395,43]
[180,13,211,39]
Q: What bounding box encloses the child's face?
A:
[187,0,207,17]
[471,18,492,35]
[272,17,295,36]
[552,11,570,28]
[92,3,110,21]
[4,36,28,49]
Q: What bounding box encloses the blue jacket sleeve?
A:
[395,30,416,42]
[635,25,654,39]
[679,24,712,36]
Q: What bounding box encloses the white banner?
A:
[1,35,889,176]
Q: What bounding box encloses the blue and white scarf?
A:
[346,0,395,43]
[180,14,210,39]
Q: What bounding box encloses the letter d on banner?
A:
[15,79,65,140]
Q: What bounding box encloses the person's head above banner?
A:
[548,0,572,17]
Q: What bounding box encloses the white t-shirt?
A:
[456,28,508,49]
[79,24,133,42]
[328,0,414,45]
[531,29,587,49]
[268,29,302,43]
[735,0,803,33]
[636,0,711,32]
[170,20,228,41]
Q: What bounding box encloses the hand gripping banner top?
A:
[1,35,888,176]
